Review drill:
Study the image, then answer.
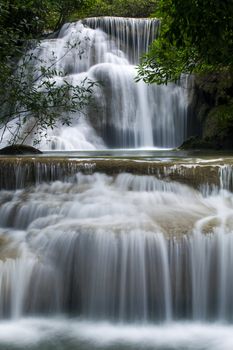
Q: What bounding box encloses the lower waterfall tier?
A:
[1,155,233,190]
[1,171,233,323]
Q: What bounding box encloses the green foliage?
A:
[1,52,95,145]
[87,0,157,18]
[82,0,111,17]
[0,0,95,146]
[138,0,233,84]
[0,0,96,36]
[46,0,96,31]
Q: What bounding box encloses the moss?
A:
[187,70,233,150]
[192,70,233,149]
[204,104,233,138]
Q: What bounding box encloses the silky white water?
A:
[0,172,233,320]
[1,17,189,150]
[0,13,230,350]
[1,319,233,350]
[0,170,233,348]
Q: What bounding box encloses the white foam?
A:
[0,319,233,350]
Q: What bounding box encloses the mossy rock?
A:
[195,72,233,98]
[203,104,233,139]
[182,96,233,150]
[0,144,42,155]
[179,136,214,150]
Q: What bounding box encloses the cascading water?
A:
[1,166,233,349]
[1,17,189,150]
[0,15,231,350]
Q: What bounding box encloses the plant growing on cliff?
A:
[138,0,233,84]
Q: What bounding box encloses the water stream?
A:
[40,17,188,150]
[0,166,233,349]
[1,17,189,150]
[0,15,232,350]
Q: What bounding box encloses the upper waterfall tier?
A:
[1,17,189,150]
[83,17,160,64]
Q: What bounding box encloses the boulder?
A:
[0,144,42,155]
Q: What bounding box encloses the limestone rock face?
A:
[183,72,233,150]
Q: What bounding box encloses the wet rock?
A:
[0,157,229,191]
[187,72,233,150]
[0,145,42,155]
[180,133,233,150]
[179,136,214,150]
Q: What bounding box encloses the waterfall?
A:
[0,17,230,350]
[1,172,233,324]
[84,17,159,64]
[1,17,189,150]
